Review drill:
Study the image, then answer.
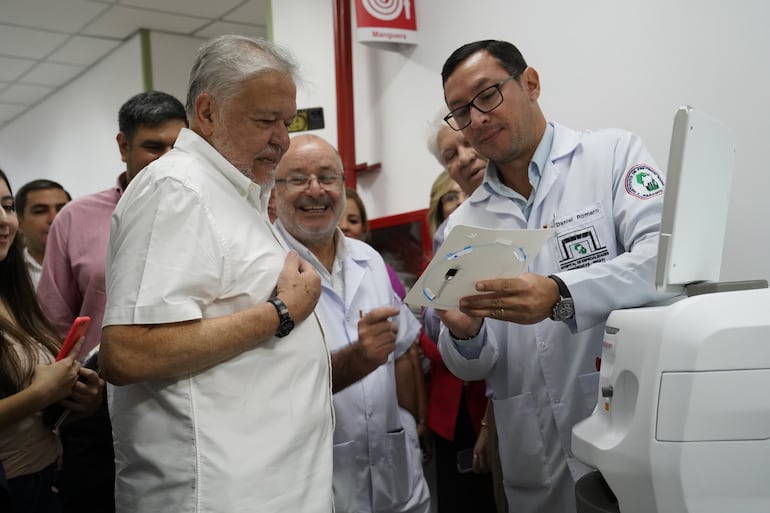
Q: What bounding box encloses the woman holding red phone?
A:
[0,169,103,513]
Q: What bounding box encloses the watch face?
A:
[269,298,295,338]
[276,317,295,338]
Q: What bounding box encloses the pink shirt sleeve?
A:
[37,208,80,339]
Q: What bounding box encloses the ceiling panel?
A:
[0,0,270,129]
[22,62,87,87]
[194,21,267,40]
[48,36,123,66]
[0,0,110,32]
[0,104,28,122]
[0,56,37,82]
[0,83,55,105]
[224,0,268,23]
[81,6,211,38]
[118,0,246,19]
[0,25,69,60]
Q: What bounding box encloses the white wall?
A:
[272,0,770,282]
[275,1,339,146]
[0,31,203,200]
[0,34,144,199]
[0,2,767,281]
[150,31,206,110]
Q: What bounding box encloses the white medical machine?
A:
[571,107,770,513]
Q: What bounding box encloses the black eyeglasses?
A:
[444,74,519,131]
[275,173,345,192]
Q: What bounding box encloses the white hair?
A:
[425,106,450,166]
[185,34,301,120]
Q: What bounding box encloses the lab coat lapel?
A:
[487,193,526,227]
[466,181,527,227]
[531,124,581,224]
[342,241,370,313]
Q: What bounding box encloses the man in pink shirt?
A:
[37,90,187,513]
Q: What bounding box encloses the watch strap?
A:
[267,297,294,337]
[548,274,571,298]
[548,274,575,321]
[268,296,289,315]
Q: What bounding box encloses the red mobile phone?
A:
[56,316,91,361]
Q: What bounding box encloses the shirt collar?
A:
[23,246,42,272]
[531,121,555,179]
[115,171,127,196]
[272,220,348,290]
[174,128,270,211]
[481,122,555,217]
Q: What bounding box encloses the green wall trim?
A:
[140,29,153,91]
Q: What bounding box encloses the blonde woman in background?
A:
[339,188,368,240]
[427,171,466,240]
[339,187,408,298]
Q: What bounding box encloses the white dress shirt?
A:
[23,246,42,289]
[104,128,334,513]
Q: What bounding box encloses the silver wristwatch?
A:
[548,274,574,321]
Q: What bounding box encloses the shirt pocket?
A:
[332,440,361,509]
[376,428,411,507]
[493,392,552,489]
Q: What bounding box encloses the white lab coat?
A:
[438,122,667,513]
[275,224,431,513]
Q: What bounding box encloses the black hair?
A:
[14,179,71,218]
[118,90,188,142]
[441,40,528,85]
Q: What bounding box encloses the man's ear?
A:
[521,67,541,101]
[195,93,216,137]
[116,132,129,163]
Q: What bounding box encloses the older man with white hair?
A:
[100,36,333,513]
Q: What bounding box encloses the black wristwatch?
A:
[548,274,575,321]
[267,297,295,338]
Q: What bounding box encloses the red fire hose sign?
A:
[355,0,418,44]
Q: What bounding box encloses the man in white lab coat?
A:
[273,134,430,513]
[435,39,668,513]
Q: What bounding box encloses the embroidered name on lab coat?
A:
[552,203,610,270]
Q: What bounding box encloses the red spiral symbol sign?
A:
[361,0,412,21]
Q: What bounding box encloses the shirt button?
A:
[553,397,560,404]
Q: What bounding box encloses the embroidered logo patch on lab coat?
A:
[552,203,611,271]
[624,165,664,199]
